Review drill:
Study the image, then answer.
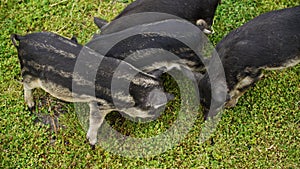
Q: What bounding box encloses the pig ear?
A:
[148,69,165,79]
[94,17,108,29]
[11,34,20,48]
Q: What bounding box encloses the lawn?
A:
[1,0,299,168]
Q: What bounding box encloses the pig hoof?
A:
[28,106,35,112]
[225,99,237,108]
[90,144,96,150]
[85,138,96,150]
[27,101,35,111]
[87,130,98,145]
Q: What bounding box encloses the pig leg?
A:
[24,86,34,111]
[226,71,264,108]
[86,101,110,148]
[23,76,40,111]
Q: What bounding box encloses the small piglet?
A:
[11,32,173,147]
[95,0,221,34]
[199,6,300,117]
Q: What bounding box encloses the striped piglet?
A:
[11,32,173,147]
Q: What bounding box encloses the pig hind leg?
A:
[226,69,263,107]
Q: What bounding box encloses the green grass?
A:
[1,0,299,168]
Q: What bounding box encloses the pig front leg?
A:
[86,101,110,149]
[23,76,40,111]
[24,86,34,111]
